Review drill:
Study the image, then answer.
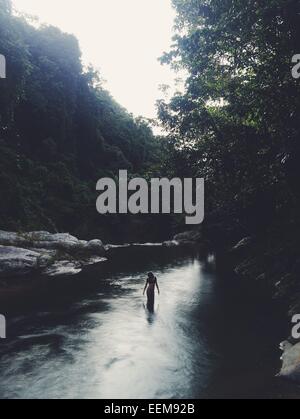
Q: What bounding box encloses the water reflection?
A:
[0,257,210,399]
[0,254,298,399]
[144,303,159,325]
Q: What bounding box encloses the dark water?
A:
[0,253,298,399]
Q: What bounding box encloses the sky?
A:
[12,0,178,122]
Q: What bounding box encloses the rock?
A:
[0,231,24,246]
[0,246,40,278]
[80,257,107,267]
[85,240,105,256]
[280,340,293,352]
[105,244,131,251]
[25,232,83,252]
[43,233,78,243]
[43,256,107,277]
[0,230,105,255]
[43,261,82,277]
[278,341,300,383]
[0,231,107,280]
[162,240,179,248]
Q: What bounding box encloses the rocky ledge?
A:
[0,229,202,281]
[0,231,107,279]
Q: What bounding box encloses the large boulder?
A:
[85,240,105,256]
[0,231,25,246]
[0,230,79,250]
[0,246,40,278]
[24,232,83,252]
[0,231,107,281]
[0,231,105,255]
[279,341,300,383]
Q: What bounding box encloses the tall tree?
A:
[159,0,300,241]
[0,0,165,241]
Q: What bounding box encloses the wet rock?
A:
[0,246,40,278]
[0,231,107,280]
[0,230,105,255]
[162,240,180,248]
[43,256,108,277]
[85,240,105,256]
[43,261,82,277]
[80,256,107,267]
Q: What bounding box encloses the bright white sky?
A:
[12,0,178,122]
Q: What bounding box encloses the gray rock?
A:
[0,231,107,280]
[0,246,40,277]
[43,256,107,277]
[163,240,180,248]
[80,257,107,267]
[85,239,105,256]
[26,232,82,253]
[44,233,78,243]
[132,243,163,248]
[0,230,105,255]
[43,261,82,277]
[104,244,131,251]
[279,341,300,383]
[36,250,57,269]
[0,231,24,246]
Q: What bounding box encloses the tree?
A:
[158,0,300,243]
[0,1,166,242]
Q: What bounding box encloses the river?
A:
[0,251,298,399]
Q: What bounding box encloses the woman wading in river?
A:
[143,272,160,312]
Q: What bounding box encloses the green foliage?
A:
[0,1,166,242]
[159,0,300,245]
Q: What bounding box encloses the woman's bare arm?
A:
[155,278,160,294]
[143,279,148,295]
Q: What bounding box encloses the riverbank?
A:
[0,254,298,399]
[0,229,202,310]
[0,229,204,283]
[222,234,300,386]
[1,228,299,390]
